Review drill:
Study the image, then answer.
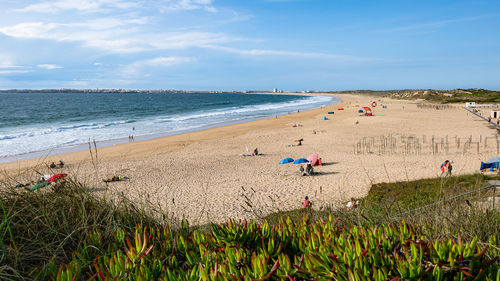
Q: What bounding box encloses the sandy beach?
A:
[2,93,498,225]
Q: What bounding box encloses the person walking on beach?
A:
[445,161,452,177]
[440,160,452,177]
[440,160,448,176]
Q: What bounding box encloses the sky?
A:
[0,0,499,91]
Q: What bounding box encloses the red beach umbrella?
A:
[48,173,67,183]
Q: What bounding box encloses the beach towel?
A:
[30,182,50,191]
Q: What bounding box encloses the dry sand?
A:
[2,94,498,225]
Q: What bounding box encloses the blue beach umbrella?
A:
[293,158,309,164]
[280,157,294,164]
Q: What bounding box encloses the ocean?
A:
[0,92,338,161]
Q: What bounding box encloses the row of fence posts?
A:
[416,104,459,110]
[354,134,500,155]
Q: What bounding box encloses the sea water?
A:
[0,92,338,161]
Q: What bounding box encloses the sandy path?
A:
[2,94,498,224]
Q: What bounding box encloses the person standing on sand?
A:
[440,160,449,176]
[302,196,312,208]
[445,161,452,177]
[440,160,452,177]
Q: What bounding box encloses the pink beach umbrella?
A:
[307,153,319,166]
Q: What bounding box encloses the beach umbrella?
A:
[307,153,319,166]
[293,158,309,164]
[48,173,67,183]
[280,157,294,164]
[358,109,363,113]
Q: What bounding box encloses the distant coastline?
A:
[0,89,267,94]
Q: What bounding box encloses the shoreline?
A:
[0,92,338,165]
[0,92,342,174]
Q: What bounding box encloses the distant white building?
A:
[465,102,476,108]
[273,88,278,93]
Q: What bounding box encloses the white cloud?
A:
[160,0,216,12]
[37,64,63,69]
[0,70,31,74]
[0,63,22,69]
[134,56,196,66]
[122,56,196,76]
[203,45,383,62]
[379,16,484,33]
[0,21,235,53]
[15,0,138,13]
[15,0,215,14]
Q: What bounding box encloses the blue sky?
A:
[0,0,498,91]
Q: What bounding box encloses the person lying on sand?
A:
[14,181,34,189]
[292,123,302,127]
[102,176,129,183]
[295,138,303,146]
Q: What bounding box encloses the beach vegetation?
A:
[382,88,500,104]
[0,174,498,280]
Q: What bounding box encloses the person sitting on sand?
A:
[252,148,259,156]
[300,165,306,176]
[346,198,359,210]
[295,138,303,146]
[305,163,314,175]
[58,160,64,168]
[302,196,312,208]
[49,162,56,168]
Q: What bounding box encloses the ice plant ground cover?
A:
[51,218,498,280]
